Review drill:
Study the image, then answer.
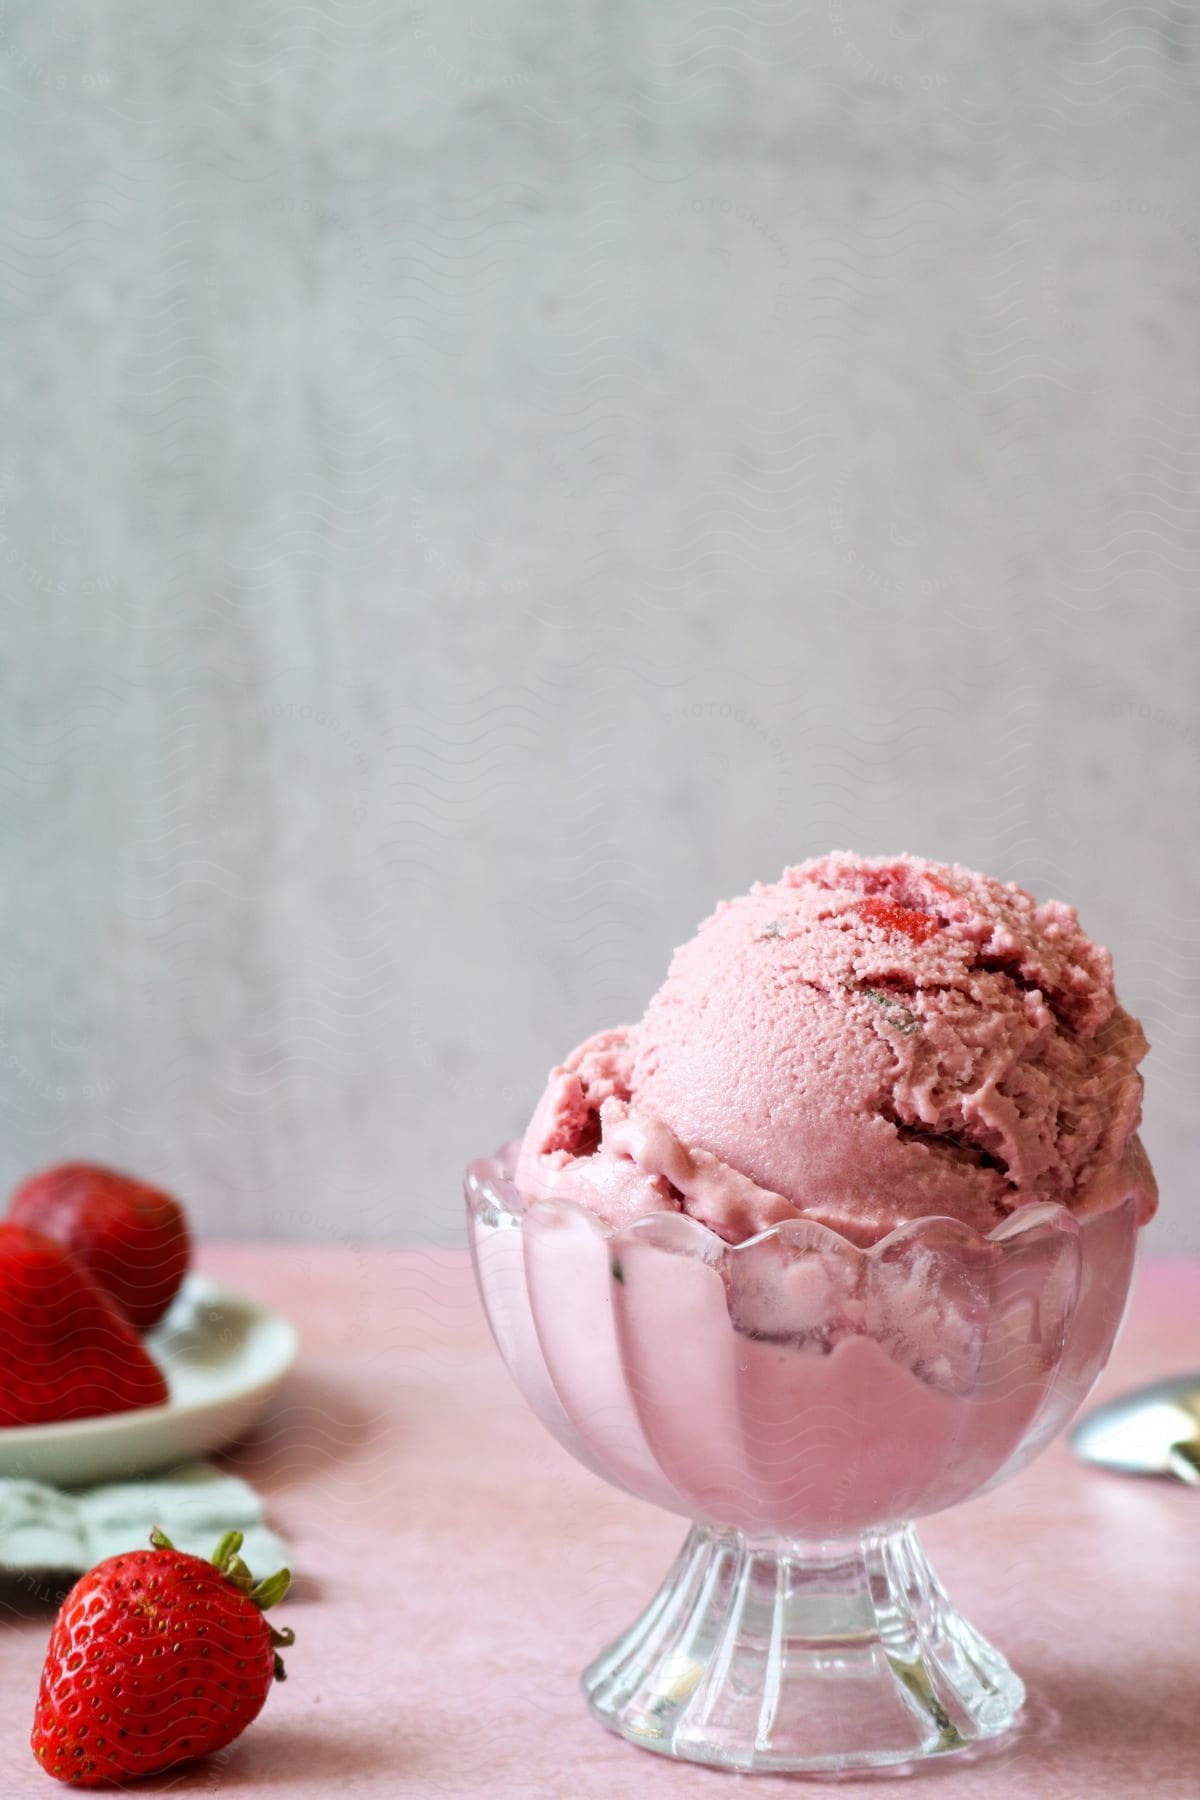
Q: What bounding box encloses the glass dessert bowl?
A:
[466,1148,1139,1776]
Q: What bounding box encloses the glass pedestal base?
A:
[582,1523,1024,1774]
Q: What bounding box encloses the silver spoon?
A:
[1070,1375,1200,1485]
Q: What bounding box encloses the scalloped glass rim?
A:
[463,1142,1104,1267]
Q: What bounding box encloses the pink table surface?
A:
[1,1246,1197,1799]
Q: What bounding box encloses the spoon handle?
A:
[1167,1437,1200,1485]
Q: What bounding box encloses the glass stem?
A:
[582,1522,1024,1773]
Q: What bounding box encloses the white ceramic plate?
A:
[0,1274,298,1487]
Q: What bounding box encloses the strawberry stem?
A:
[210,1529,244,1573]
[227,1556,255,1596]
[253,1569,292,1611]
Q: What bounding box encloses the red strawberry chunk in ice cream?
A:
[852,897,941,944]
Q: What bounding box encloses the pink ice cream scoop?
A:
[515,852,1155,1246]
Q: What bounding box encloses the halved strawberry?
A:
[10,1163,191,1333]
[0,1223,168,1426]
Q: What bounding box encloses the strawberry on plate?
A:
[0,1224,168,1427]
[31,1527,294,1786]
[10,1162,192,1333]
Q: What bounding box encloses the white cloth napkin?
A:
[0,1462,288,1576]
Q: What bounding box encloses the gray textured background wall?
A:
[2,4,1198,1250]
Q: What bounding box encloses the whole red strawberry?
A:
[31,1528,294,1786]
[0,1224,168,1426]
[10,1163,192,1333]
